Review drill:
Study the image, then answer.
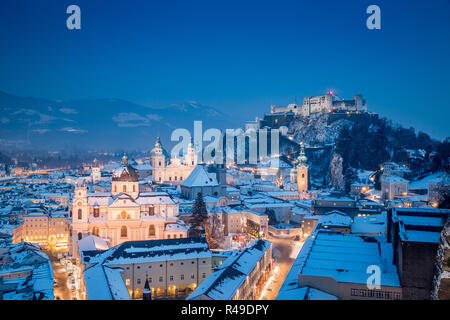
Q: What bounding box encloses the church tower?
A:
[111,154,139,199]
[91,158,101,183]
[296,142,308,194]
[185,137,197,167]
[151,137,168,183]
[73,184,88,223]
[142,276,152,300]
[151,137,167,168]
[70,183,89,256]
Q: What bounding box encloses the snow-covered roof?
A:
[187,240,272,300]
[319,210,352,227]
[409,171,449,190]
[165,223,189,231]
[78,235,109,254]
[381,175,409,183]
[82,237,211,266]
[109,194,139,208]
[391,207,449,244]
[181,165,218,188]
[0,242,54,300]
[84,264,130,300]
[314,194,356,202]
[277,286,338,300]
[258,157,292,169]
[278,229,400,296]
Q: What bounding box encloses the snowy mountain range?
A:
[0,91,241,151]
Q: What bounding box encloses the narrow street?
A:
[260,235,303,300]
[43,250,75,300]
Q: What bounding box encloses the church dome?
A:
[150,136,169,157]
[112,155,139,182]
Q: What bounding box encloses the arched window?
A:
[121,211,127,219]
[92,227,99,237]
[78,232,82,240]
[149,225,155,236]
[114,185,117,192]
[123,185,127,193]
[148,207,155,216]
[121,226,127,238]
[78,209,82,220]
[93,208,100,218]
[133,185,136,192]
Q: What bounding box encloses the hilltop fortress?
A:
[270,92,367,117]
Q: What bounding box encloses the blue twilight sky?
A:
[0,0,449,140]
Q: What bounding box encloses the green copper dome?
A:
[297,142,308,166]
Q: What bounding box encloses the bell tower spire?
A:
[296,142,308,195]
[143,273,152,300]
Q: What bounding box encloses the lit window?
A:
[121,226,127,237]
[149,225,155,236]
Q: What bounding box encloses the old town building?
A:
[69,155,188,258]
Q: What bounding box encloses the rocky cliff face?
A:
[279,135,334,187]
[289,113,352,147]
[432,216,450,300]
[277,113,351,187]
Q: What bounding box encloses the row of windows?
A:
[350,288,401,300]
[88,208,158,219]
[167,234,184,239]
[86,225,180,238]
[113,185,137,193]
[127,273,206,285]
[125,260,207,270]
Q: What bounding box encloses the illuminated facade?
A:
[271,92,367,116]
[69,155,188,258]
[151,137,198,185]
[82,237,212,300]
[12,212,69,253]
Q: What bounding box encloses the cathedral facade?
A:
[150,137,198,185]
[70,155,188,257]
